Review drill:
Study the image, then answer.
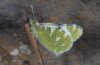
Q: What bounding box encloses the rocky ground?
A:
[0,0,100,65]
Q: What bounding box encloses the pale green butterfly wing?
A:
[31,19,83,55]
[67,25,83,41]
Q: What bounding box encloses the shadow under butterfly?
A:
[29,16,83,56]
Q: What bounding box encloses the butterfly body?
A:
[30,18,83,55]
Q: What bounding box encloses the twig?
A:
[25,23,44,65]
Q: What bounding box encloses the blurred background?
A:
[0,0,100,65]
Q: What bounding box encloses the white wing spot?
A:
[50,26,58,36]
[59,29,62,32]
[40,23,58,36]
[72,25,76,31]
[45,26,48,30]
[36,22,39,26]
[56,37,61,42]
[60,24,71,38]
[62,44,65,46]
[10,49,19,56]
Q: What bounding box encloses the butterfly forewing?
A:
[67,25,83,41]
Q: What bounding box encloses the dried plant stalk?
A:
[25,23,44,65]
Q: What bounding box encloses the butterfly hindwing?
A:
[31,20,83,55]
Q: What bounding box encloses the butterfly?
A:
[29,17,83,55]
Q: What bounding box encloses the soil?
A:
[0,0,100,65]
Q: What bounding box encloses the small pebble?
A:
[19,44,31,55]
[10,49,19,56]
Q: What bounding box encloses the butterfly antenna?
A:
[30,5,35,18]
[29,5,40,26]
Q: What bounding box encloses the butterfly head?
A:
[29,17,39,38]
